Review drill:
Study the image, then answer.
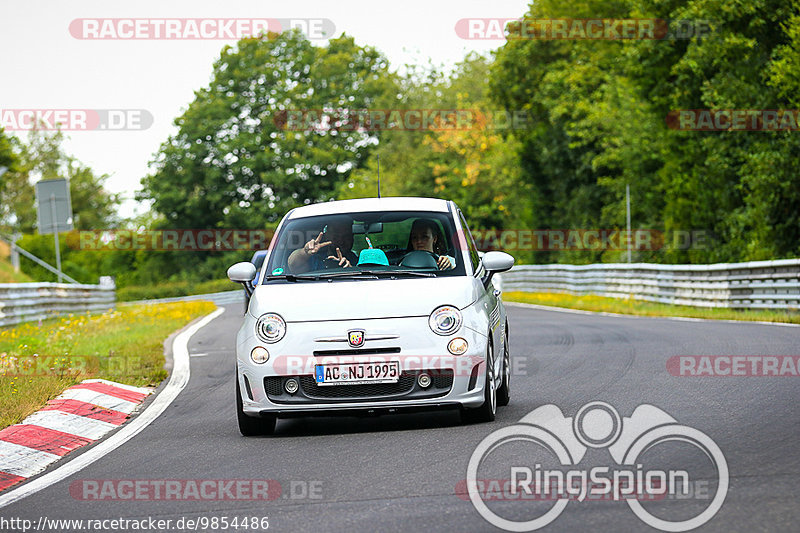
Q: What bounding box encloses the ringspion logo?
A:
[466,402,727,531]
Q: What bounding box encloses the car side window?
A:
[457,210,481,273]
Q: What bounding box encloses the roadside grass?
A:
[0,258,33,283]
[0,301,216,429]
[117,279,234,302]
[503,291,800,325]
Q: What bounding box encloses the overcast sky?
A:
[0,0,531,219]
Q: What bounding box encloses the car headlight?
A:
[256,313,286,343]
[429,305,463,336]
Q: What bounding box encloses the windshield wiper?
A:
[266,270,438,282]
[380,270,436,277]
[314,271,379,280]
[264,274,320,282]
[316,269,436,279]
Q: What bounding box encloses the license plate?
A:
[314,361,401,386]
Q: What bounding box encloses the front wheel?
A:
[462,342,497,423]
[236,376,276,436]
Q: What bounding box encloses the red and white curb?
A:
[0,379,153,492]
[0,307,224,510]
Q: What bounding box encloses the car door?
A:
[455,207,504,385]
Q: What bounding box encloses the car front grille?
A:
[312,347,401,357]
[264,369,453,404]
[432,370,454,388]
[299,374,416,399]
[265,377,283,396]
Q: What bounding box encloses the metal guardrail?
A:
[0,233,80,284]
[0,281,116,327]
[497,259,800,310]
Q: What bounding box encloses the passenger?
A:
[406,219,455,270]
[288,216,358,273]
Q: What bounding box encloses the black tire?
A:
[236,376,276,436]
[462,341,497,423]
[497,322,510,407]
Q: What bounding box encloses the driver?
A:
[407,219,455,270]
[287,216,358,274]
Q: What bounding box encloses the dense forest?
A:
[2,0,799,287]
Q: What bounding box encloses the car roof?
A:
[286,197,451,219]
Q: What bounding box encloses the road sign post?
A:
[35,178,73,283]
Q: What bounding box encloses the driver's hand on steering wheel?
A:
[436,255,452,270]
[327,247,352,268]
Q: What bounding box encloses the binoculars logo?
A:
[466,401,728,531]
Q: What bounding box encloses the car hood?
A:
[249,276,480,322]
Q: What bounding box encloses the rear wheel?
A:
[236,375,276,436]
[462,341,497,423]
[497,322,510,407]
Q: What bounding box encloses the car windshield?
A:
[262,210,466,282]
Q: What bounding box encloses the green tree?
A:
[66,160,121,230]
[337,54,533,246]
[0,128,16,200]
[140,30,395,230]
[0,127,121,233]
[0,134,35,233]
[489,0,800,263]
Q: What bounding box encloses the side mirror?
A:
[481,251,514,273]
[480,251,514,289]
[228,262,257,283]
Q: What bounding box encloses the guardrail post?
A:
[10,235,20,272]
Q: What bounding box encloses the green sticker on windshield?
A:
[272,268,284,275]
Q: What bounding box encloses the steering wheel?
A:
[399,250,439,269]
[321,257,340,268]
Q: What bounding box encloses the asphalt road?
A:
[2,295,800,532]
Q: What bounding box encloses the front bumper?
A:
[236,316,489,417]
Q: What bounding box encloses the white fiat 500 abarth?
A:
[227,197,514,435]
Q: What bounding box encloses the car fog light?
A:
[250,346,270,364]
[285,378,299,394]
[418,373,432,388]
[448,337,469,355]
